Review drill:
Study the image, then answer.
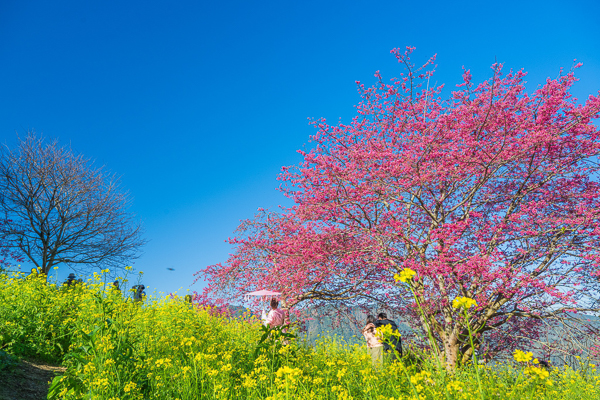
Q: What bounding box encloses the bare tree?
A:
[0,133,145,278]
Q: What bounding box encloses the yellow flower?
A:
[513,349,533,363]
[123,382,137,393]
[524,366,550,379]
[447,380,464,394]
[452,296,477,309]
[242,374,257,389]
[394,268,417,283]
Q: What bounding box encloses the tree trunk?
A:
[443,338,460,372]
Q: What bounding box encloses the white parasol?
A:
[244,289,281,322]
[244,289,281,301]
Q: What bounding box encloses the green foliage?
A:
[1,271,600,399]
[0,272,83,361]
[0,350,18,372]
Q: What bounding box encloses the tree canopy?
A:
[200,48,600,369]
[0,134,145,278]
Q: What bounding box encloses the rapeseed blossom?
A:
[2,270,599,399]
[394,268,417,283]
[452,296,477,309]
[524,366,550,379]
[514,349,534,363]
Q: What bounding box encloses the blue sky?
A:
[1,0,599,297]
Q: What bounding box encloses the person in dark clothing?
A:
[538,359,551,370]
[374,312,403,361]
[65,273,76,286]
[63,273,82,287]
[184,294,193,310]
[132,284,146,302]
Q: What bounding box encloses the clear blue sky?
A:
[1,0,599,297]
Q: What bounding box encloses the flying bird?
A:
[167,267,175,271]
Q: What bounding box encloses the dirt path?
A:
[0,359,65,400]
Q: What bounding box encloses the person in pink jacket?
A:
[264,298,286,327]
[362,315,384,367]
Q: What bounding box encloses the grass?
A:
[1,270,599,399]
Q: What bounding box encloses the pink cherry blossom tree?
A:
[199,48,600,370]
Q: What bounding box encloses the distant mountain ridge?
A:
[230,304,600,366]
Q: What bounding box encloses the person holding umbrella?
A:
[243,289,282,325]
[264,297,285,328]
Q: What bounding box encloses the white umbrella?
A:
[244,289,281,322]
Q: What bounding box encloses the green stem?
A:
[463,309,484,400]
[407,283,451,400]
[409,285,447,376]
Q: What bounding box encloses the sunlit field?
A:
[1,271,598,400]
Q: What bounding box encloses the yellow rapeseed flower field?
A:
[1,271,599,399]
